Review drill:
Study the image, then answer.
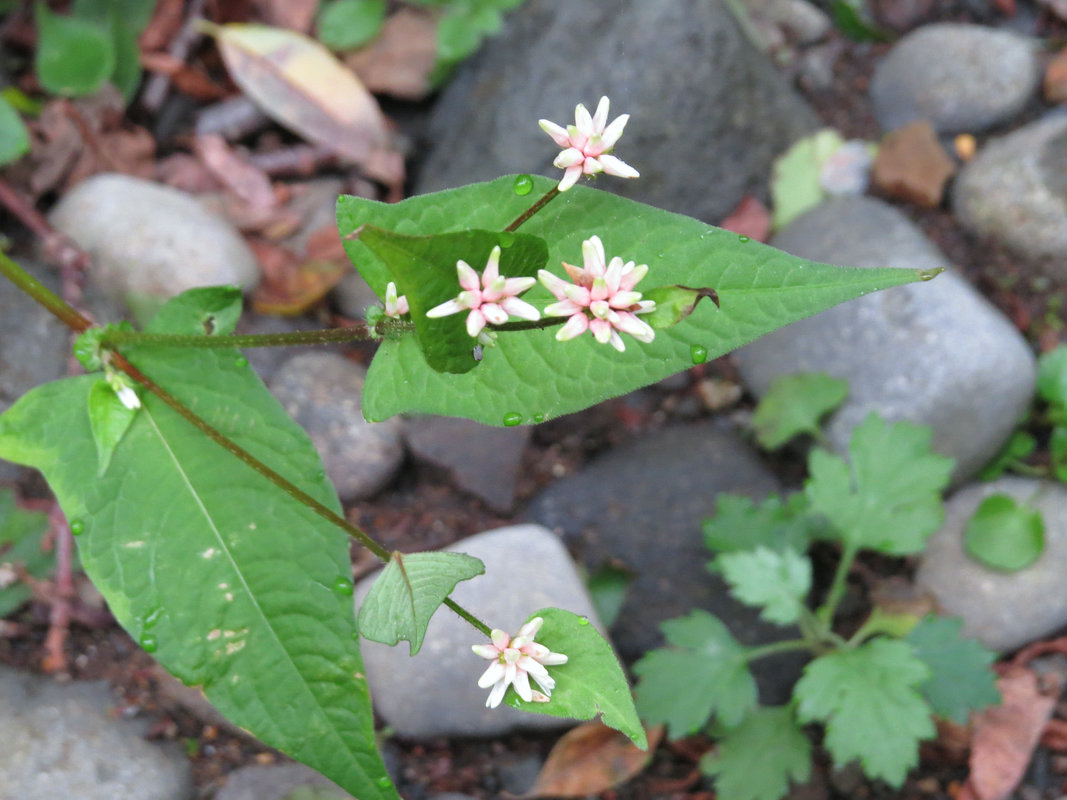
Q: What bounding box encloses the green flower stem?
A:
[817,541,860,626]
[743,638,811,662]
[0,254,495,638]
[0,250,91,333]
[504,186,560,232]
[101,326,378,349]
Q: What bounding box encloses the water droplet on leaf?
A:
[533,413,545,424]
[690,344,708,364]
[333,578,354,596]
[69,519,84,536]
[234,356,248,367]
[503,412,523,427]
[738,234,751,243]
[578,616,589,626]
[139,633,158,653]
[377,777,393,788]
[316,469,326,481]
[498,232,515,248]
[513,174,534,195]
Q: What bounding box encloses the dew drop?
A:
[498,231,516,248]
[503,412,523,427]
[918,267,944,282]
[234,356,248,368]
[139,633,158,653]
[738,234,751,243]
[690,344,709,364]
[513,174,534,195]
[533,413,545,424]
[577,616,589,626]
[144,607,163,628]
[333,578,354,597]
[377,777,393,788]
[316,469,326,481]
[69,519,84,536]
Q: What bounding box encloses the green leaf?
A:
[750,373,849,450]
[633,610,757,737]
[717,547,811,625]
[805,414,953,555]
[0,489,52,618]
[1051,426,1067,483]
[316,0,385,50]
[87,378,138,476]
[0,95,29,166]
[702,706,812,800]
[978,430,1036,481]
[906,616,1000,724]
[34,2,116,97]
[963,493,1044,572]
[703,493,814,557]
[794,639,934,786]
[356,226,547,374]
[586,563,632,630]
[770,129,844,230]
[1038,346,1067,410]
[499,608,647,749]
[0,292,399,800]
[145,285,244,335]
[829,0,889,42]
[338,176,932,426]
[642,285,720,330]
[357,551,484,655]
[71,0,149,102]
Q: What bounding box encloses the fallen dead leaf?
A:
[156,153,224,193]
[254,0,318,32]
[719,195,771,242]
[250,236,348,316]
[140,51,229,101]
[1044,48,1067,104]
[958,667,1058,800]
[305,223,348,263]
[523,722,663,798]
[209,22,403,187]
[345,8,438,101]
[198,191,302,238]
[139,0,186,52]
[195,134,277,209]
[871,120,956,208]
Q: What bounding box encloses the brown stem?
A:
[41,507,74,674]
[504,186,560,232]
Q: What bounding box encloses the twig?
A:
[59,100,124,173]
[246,144,341,178]
[41,506,74,674]
[142,0,208,112]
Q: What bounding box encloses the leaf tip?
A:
[917,267,945,282]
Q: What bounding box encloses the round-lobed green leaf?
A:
[964,493,1045,572]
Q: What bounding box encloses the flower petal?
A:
[614,311,656,343]
[466,309,488,337]
[538,269,570,300]
[502,276,537,295]
[425,298,465,318]
[518,617,544,638]
[583,236,607,277]
[538,118,571,148]
[553,147,585,169]
[556,313,589,341]
[592,96,610,132]
[486,678,508,708]
[501,296,541,321]
[601,113,629,149]
[472,644,499,659]
[482,246,502,287]
[574,102,594,137]
[557,165,583,192]
[544,299,584,318]
[598,153,639,179]
[480,303,509,326]
[456,259,481,292]
[589,317,614,345]
[512,668,533,702]
[478,661,506,688]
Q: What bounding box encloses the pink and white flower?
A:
[539,96,639,191]
[425,246,540,338]
[537,235,656,352]
[472,617,569,709]
[383,281,409,318]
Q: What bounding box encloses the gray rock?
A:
[524,423,805,703]
[733,196,1035,484]
[354,524,603,738]
[332,272,381,320]
[283,178,344,256]
[404,416,530,512]
[0,665,193,800]
[870,23,1040,134]
[747,0,832,44]
[953,112,1067,271]
[917,478,1067,653]
[268,353,403,502]
[49,174,259,319]
[234,312,324,385]
[416,0,820,223]
[0,261,70,482]
[215,763,351,800]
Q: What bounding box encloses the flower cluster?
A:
[538,235,655,352]
[382,281,409,318]
[426,246,540,337]
[472,617,568,708]
[539,96,639,191]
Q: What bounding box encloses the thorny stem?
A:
[505,186,560,232]
[102,326,379,349]
[0,253,496,637]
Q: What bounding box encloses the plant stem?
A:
[505,186,560,232]
[817,542,860,626]
[744,638,811,662]
[102,326,379,349]
[0,254,495,637]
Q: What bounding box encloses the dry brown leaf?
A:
[209,23,403,187]
[254,0,318,32]
[345,8,438,101]
[194,134,277,209]
[524,722,663,798]
[305,223,348,263]
[250,238,347,315]
[719,195,771,243]
[959,667,1058,800]
[140,51,229,101]
[198,192,302,238]
[139,0,186,51]
[156,153,224,194]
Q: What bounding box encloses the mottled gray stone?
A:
[953,112,1067,272]
[234,312,323,385]
[733,197,1035,484]
[0,261,70,482]
[417,0,819,223]
[0,666,193,800]
[917,478,1067,653]
[283,178,344,255]
[747,0,832,44]
[268,353,403,501]
[49,174,259,317]
[404,416,530,512]
[870,23,1040,134]
[354,525,603,738]
[214,764,351,800]
[332,272,380,320]
[524,423,805,703]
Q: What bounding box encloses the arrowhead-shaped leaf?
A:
[338,175,936,426]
